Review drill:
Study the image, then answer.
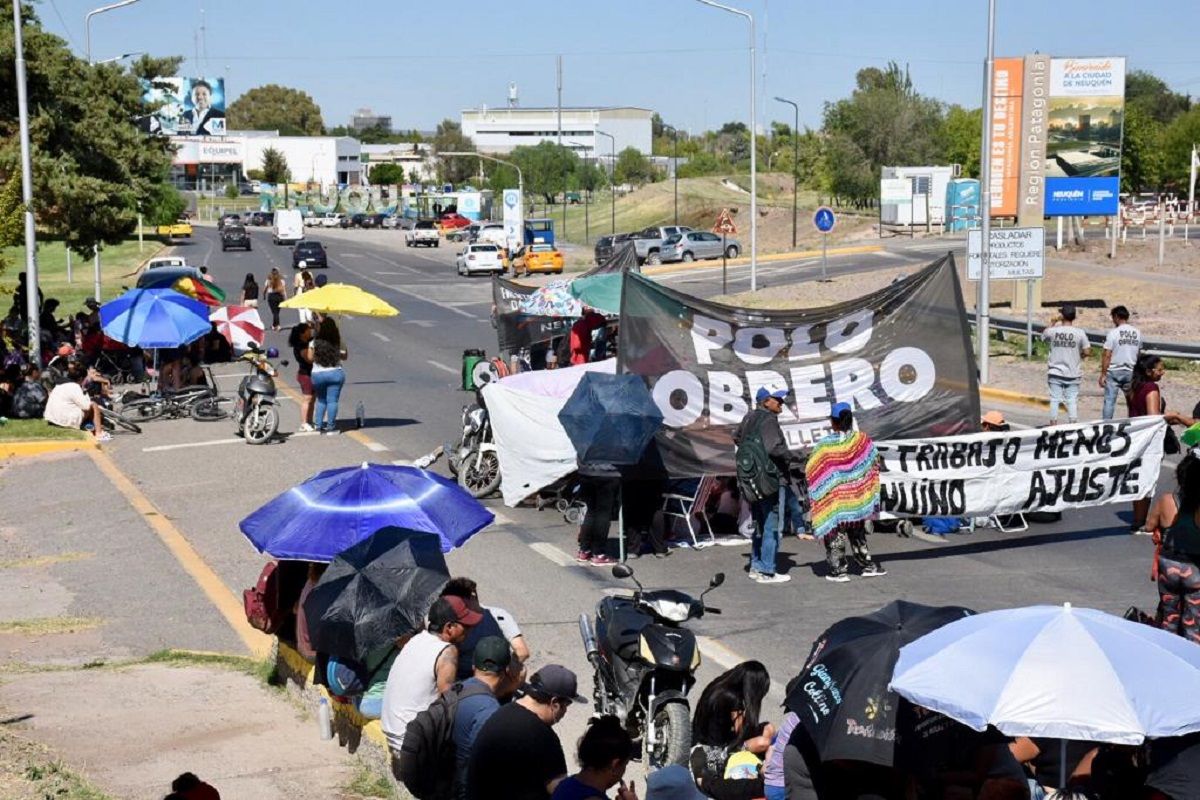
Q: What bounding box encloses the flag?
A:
[173,276,226,307]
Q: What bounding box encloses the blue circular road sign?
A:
[813,206,837,233]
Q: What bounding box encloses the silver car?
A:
[659,231,741,263]
[456,243,505,276]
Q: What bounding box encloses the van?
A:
[272,209,304,245]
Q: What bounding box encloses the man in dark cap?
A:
[451,636,520,798]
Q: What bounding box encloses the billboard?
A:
[141,77,227,137]
[171,138,244,165]
[989,58,1025,217]
[1044,57,1125,216]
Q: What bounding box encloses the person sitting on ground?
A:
[381,596,481,754]
[441,577,531,681]
[981,410,1011,433]
[11,363,47,419]
[451,636,522,799]
[39,298,65,343]
[690,661,774,800]
[293,562,327,662]
[551,715,639,800]
[1146,453,1200,646]
[0,364,18,417]
[644,766,706,800]
[168,771,220,799]
[43,362,111,441]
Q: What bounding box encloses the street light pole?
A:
[663,123,679,225]
[85,0,140,64]
[95,50,143,65]
[978,0,996,385]
[596,130,616,234]
[695,0,756,290]
[774,96,799,249]
[568,141,590,244]
[12,0,40,353]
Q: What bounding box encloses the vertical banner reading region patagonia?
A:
[1044,57,1125,216]
[618,257,979,478]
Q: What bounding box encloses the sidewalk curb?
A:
[979,385,1051,409]
[0,439,98,459]
[642,244,884,277]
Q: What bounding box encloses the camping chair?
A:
[990,511,1028,533]
[661,475,718,549]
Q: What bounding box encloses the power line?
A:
[200,45,744,63]
[47,0,80,50]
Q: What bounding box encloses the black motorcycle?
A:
[234,348,280,444]
[446,395,500,498]
[579,564,724,768]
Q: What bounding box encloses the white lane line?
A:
[696,635,787,706]
[142,430,323,452]
[340,253,365,258]
[371,331,391,342]
[388,285,476,318]
[529,542,576,567]
[403,320,434,328]
[363,441,390,452]
[426,359,458,375]
[391,458,414,466]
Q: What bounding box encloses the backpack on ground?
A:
[11,381,47,419]
[922,517,966,535]
[397,680,494,800]
[243,561,285,634]
[736,412,781,503]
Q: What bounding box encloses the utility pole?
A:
[557,55,566,241]
[774,96,799,249]
[13,0,40,353]
[977,0,996,384]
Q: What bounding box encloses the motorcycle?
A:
[447,395,501,498]
[234,347,280,444]
[579,564,724,768]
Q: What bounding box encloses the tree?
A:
[368,163,406,185]
[939,106,982,178]
[0,178,23,278]
[226,84,324,135]
[614,147,657,186]
[142,183,186,226]
[1161,107,1200,191]
[509,141,579,203]
[431,119,475,185]
[260,147,291,184]
[1126,70,1191,125]
[1121,104,1165,193]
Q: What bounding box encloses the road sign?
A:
[813,206,837,233]
[967,226,1045,280]
[880,178,913,205]
[713,209,738,236]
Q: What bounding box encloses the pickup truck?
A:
[157,219,193,238]
[632,225,693,265]
[405,220,441,248]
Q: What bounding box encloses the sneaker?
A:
[653,550,670,559]
[297,423,315,433]
[1130,527,1153,536]
[825,572,851,583]
[323,428,341,436]
[860,564,888,577]
[94,431,113,443]
[748,569,764,581]
[575,550,592,564]
[753,572,792,584]
[590,554,617,566]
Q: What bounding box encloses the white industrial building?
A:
[460,106,653,161]
[360,143,437,183]
[238,133,364,187]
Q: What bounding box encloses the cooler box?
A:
[462,349,487,391]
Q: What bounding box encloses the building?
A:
[351,107,392,133]
[167,132,364,189]
[360,143,437,183]
[460,106,653,162]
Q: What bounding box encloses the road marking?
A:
[372,332,391,342]
[426,359,458,375]
[141,430,321,452]
[529,542,577,567]
[695,636,744,670]
[87,449,272,658]
[363,440,390,452]
[339,253,364,258]
[403,320,434,328]
[388,285,477,318]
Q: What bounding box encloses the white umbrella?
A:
[210,305,265,353]
[891,603,1200,787]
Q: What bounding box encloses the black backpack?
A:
[396,681,494,800]
[736,411,781,503]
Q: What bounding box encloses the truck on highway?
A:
[405,220,441,248]
[157,219,193,238]
[632,225,694,265]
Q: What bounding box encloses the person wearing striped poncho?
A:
[804,402,887,583]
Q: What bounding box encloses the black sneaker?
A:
[860,563,888,578]
[825,572,851,583]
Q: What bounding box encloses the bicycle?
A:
[121,365,232,422]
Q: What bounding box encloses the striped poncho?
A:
[805,430,880,541]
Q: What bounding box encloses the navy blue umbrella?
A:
[557,372,664,465]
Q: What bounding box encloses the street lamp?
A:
[12,0,40,352]
[773,96,799,249]
[695,0,757,290]
[596,130,616,234]
[85,0,140,64]
[95,50,143,65]
[568,141,590,244]
[662,123,679,225]
[978,0,996,384]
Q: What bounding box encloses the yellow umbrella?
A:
[279,283,399,317]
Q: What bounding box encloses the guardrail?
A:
[967,312,1200,361]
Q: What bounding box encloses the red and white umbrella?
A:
[210,305,265,352]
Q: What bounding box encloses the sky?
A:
[35,0,1200,135]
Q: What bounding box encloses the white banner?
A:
[881,177,913,205]
[502,188,523,251]
[967,226,1046,280]
[876,417,1165,518]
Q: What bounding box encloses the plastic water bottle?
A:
[317,697,333,740]
[355,401,365,429]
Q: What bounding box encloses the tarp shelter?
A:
[482,359,617,506]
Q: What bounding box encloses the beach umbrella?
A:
[239,462,494,562]
[279,283,399,317]
[209,305,264,352]
[302,527,449,660]
[171,275,227,306]
[569,273,624,315]
[518,279,582,317]
[558,372,663,465]
[99,288,210,349]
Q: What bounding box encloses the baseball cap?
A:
[429,596,483,629]
[473,636,513,674]
[981,410,1006,427]
[645,765,706,800]
[525,664,587,704]
[754,387,789,404]
[830,401,852,418]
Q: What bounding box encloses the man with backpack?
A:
[733,387,802,585]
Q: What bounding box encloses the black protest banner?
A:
[492,276,570,353]
[618,255,979,477]
[876,417,1167,517]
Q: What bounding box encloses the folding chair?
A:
[990,512,1028,533]
[661,475,718,549]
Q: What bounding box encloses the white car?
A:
[319,213,344,228]
[456,243,505,276]
[145,256,188,270]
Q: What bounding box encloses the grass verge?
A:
[139,648,281,688]
[0,618,104,636]
[0,729,115,800]
[0,420,88,442]
[342,758,397,799]
[0,238,165,311]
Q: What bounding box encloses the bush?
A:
[224,184,240,199]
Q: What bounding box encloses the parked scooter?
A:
[579,564,724,768]
[234,346,280,444]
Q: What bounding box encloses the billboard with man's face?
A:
[141,77,227,137]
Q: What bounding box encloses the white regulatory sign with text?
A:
[967,226,1045,281]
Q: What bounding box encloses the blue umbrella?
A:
[239,462,495,561]
[558,372,664,465]
[100,288,211,348]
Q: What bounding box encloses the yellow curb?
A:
[86,448,273,659]
[979,385,1051,409]
[274,373,394,456]
[0,439,98,459]
[277,640,388,748]
[642,244,885,276]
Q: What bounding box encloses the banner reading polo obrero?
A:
[618,256,979,477]
[1044,57,1125,216]
[876,417,1165,518]
[140,77,227,137]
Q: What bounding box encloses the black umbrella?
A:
[302,526,449,661]
[784,600,974,767]
[558,372,664,465]
[1148,732,1200,800]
